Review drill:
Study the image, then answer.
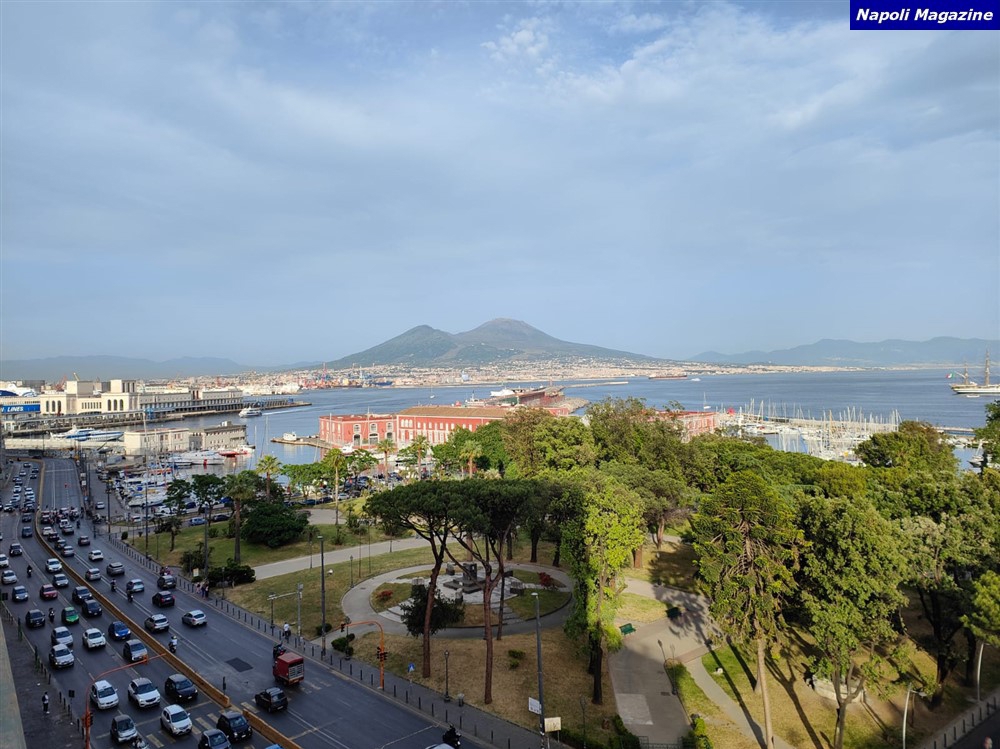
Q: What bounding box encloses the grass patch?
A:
[617,592,672,624]
[666,660,758,749]
[621,541,699,591]
[505,588,568,620]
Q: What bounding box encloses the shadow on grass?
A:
[766,640,823,749]
[706,643,767,747]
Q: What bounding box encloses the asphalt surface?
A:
[2,596,81,749]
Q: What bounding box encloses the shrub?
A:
[508,649,526,669]
[612,716,641,749]
[377,590,394,602]
[538,571,557,589]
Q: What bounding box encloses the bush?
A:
[612,715,641,749]
[207,563,255,586]
[121,531,129,541]
[377,590,394,603]
[538,571,558,589]
[507,649,525,669]
[559,727,607,749]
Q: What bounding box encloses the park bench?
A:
[619,623,636,636]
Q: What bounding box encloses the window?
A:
[369,423,378,433]
[353,425,361,434]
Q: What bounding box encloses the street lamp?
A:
[350,555,354,588]
[533,592,549,749]
[902,685,926,749]
[444,650,451,702]
[319,535,327,656]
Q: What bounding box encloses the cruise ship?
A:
[52,426,124,442]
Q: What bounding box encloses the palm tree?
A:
[459,439,483,478]
[375,438,396,483]
[321,450,348,526]
[223,471,260,565]
[409,434,431,480]
[255,454,282,500]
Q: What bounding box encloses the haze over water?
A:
[172,369,991,467]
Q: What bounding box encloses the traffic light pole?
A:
[341,618,386,689]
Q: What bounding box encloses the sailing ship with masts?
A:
[950,351,1000,396]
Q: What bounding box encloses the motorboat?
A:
[239,406,263,418]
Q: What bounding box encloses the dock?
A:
[271,435,330,449]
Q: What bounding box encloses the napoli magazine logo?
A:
[851,0,1000,28]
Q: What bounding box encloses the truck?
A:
[272,651,305,686]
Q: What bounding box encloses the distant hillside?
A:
[328,318,657,367]
[0,355,253,382]
[692,337,1000,367]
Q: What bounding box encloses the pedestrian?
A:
[42,692,49,714]
[283,622,291,641]
[984,738,993,749]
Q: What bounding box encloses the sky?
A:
[1,1,997,367]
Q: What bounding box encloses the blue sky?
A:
[2,1,997,366]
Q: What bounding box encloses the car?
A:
[77,535,91,546]
[72,586,93,604]
[161,704,193,736]
[60,523,74,535]
[40,584,58,600]
[59,546,76,557]
[145,614,170,632]
[82,627,107,649]
[88,549,104,561]
[189,517,207,526]
[61,606,80,625]
[90,680,119,710]
[45,558,62,574]
[20,526,32,538]
[24,609,44,628]
[156,574,177,589]
[123,639,148,663]
[108,621,131,641]
[12,584,28,602]
[182,609,207,627]
[1,570,17,585]
[216,710,252,742]
[106,562,125,576]
[82,598,103,617]
[164,673,199,702]
[198,728,232,749]
[85,567,102,581]
[8,543,22,556]
[95,501,105,510]
[49,644,75,669]
[253,687,288,712]
[0,554,8,568]
[51,626,74,647]
[110,714,138,744]
[152,591,175,608]
[52,573,69,588]
[126,579,144,594]
[127,677,160,707]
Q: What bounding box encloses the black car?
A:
[82,599,103,618]
[20,526,32,538]
[152,591,175,607]
[24,609,45,628]
[8,543,22,556]
[253,687,287,712]
[216,710,252,742]
[164,674,199,702]
[157,574,177,589]
[72,586,93,604]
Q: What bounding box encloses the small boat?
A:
[171,450,225,466]
[219,444,254,458]
[282,432,299,442]
[239,406,263,418]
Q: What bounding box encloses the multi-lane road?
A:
[1,457,463,749]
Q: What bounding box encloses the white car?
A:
[88,549,104,562]
[90,680,119,710]
[145,614,170,633]
[82,627,107,650]
[45,558,62,573]
[0,554,9,568]
[160,704,193,736]
[182,610,207,627]
[1,570,17,585]
[127,677,161,708]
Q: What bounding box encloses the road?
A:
[1,456,472,749]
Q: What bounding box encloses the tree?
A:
[856,421,958,473]
[963,570,1000,701]
[320,450,349,525]
[400,584,464,637]
[241,500,309,548]
[797,495,907,749]
[375,437,396,481]
[282,463,324,501]
[366,482,463,678]
[534,417,597,471]
[222,471,261,565]
[500,408,554,477]
[586,397,656,465]
[346,449,378,483]
[560,468,645,704]
[459,439,483,477]
[974,401,1000,470]
[446,480,534,704]
[255,455,282,499]
[164,479,192,551]
[691,470,801,749]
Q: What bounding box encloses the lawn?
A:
[620,540,699,591]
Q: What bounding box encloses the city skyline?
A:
[2,2,997,365]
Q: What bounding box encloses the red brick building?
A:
[318,413,396,450]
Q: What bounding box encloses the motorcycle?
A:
[442,725,461,748]
[168,637,178,654]
[26,566,31,578]
[48,608,55,623]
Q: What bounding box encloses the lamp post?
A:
[104,482,112,538]
[350,555,354,588]
[444,650,451,702]
[319,535,327,656]
[902,685,925,749]
[579,696,587,749]
[533,592,548,749]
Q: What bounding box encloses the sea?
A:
[170,368,993,470]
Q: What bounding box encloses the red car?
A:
[40,584,58,600]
